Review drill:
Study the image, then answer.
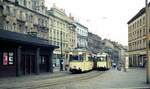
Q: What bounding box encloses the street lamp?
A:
[60,30,63,71]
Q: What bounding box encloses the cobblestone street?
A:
[0,68,150,89]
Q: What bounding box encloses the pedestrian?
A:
[112,63,116,68]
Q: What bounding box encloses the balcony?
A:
[16,11,26,22]
[33,17,38,25]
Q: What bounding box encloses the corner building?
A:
[128,7,147,67]
[0,0,58,77]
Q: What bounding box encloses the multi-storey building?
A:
[128,7,147,67]
[0,0,49,40]
[48,5,76,66]
[87,32,103,53]
[0,0,57,77]
[74,22,88,49]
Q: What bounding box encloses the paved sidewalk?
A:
[0,70,69,86]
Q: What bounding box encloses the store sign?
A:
[3,52,8,65]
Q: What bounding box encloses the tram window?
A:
[101,57,106,61]
[78,55,83,61]
[88,56,93,61]
[69,55,78,61]
[97,57,105,61]
[69,55,83,61]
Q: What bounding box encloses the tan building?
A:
[128,7,147,67]
[48,5,76,66]
[0,0,58,77]
[0,0,49,40]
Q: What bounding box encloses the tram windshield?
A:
[97,56,106,61]
[69,54,84,61]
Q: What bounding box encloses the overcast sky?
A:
[45,0,147,46]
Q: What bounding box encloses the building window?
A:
[6,6,10,15]
[140,19,142,26]
[5,22,9,30]
[0,6,3,16]
[24,0,27,6]
[143,17,145,24]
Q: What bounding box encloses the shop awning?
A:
[0,29,59,49]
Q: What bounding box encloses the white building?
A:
[74,22,88,49]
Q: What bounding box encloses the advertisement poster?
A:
[3,52,8,65]
[9,52,13,65]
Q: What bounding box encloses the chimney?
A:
[69,13,74,20]
[53,3,56,8]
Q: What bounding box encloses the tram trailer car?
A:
[96,52,111,71]
[69,50,94,73]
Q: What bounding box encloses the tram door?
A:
[21,55,35,75]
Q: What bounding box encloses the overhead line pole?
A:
[145,0,150,84]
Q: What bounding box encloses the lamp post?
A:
[60,30,63,71]
[145,0,150,84]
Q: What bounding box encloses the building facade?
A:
[74,22,88,49]
[87,32,103,53]
[0,0,58,77]
[128,7,147,67]
[48,5,76,66]
[0,0,49,40]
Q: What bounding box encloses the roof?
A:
[127,2,150,24]
[127,8,145,24]
[0,30,59,49]
[74,22,88,30]
[5,0,49,18]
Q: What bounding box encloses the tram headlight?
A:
[73,66,76,69]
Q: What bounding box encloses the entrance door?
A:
[21,55,35,75]
[40,56,49,72]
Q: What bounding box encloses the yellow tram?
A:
[69,49,93,73]
[96,52,111,70]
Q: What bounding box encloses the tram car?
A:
[96,52,111,70]
[69,49,94,73]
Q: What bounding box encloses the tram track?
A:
[9,71,106,89]
[30,71,105,89]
